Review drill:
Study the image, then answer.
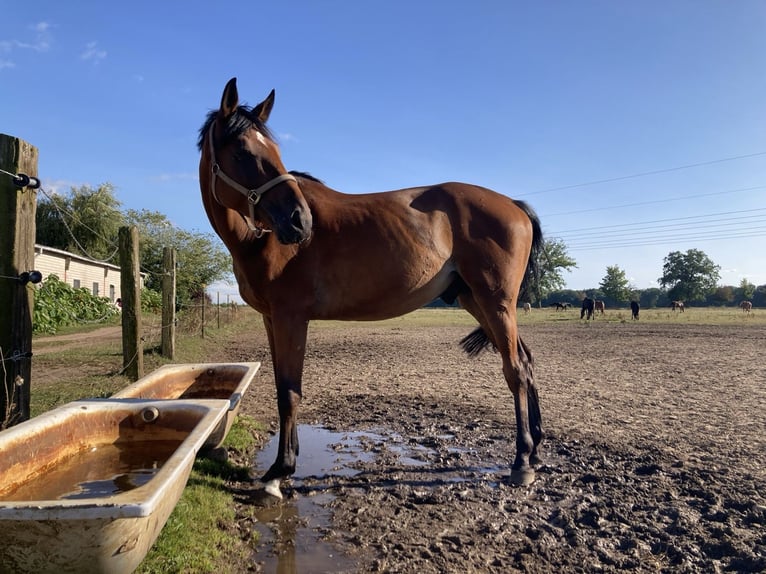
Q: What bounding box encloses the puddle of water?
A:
[249,424,508,572]
[253,426,377,573]
[257,426,380,480]
[2,440,179,501]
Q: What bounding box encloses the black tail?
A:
[460,327,495,358]
[513,200,544,304]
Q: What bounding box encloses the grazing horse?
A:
[551,302,570,311]
[740,300,753,313]
[594,300,606,315]
[581,297,595,320]
[197,78,545,496]
[523,302,532,314]
[630,300,640,320]
[672,300,685,313]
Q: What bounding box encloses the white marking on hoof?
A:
[263,478,283,499]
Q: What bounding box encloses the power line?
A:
[565,228,766,251]
[538,184,766,218]
[518,151,766,197]
[547,207,766,251]
[550,207,766,236]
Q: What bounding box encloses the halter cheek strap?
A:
[207,120,298,236]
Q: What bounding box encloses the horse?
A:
[197,78,546,496]
[594,300,605,315]
[740,300,753,313]
[580,297,595,320]
[672,300,685,313]
[523,302,532,314]
[551,302,570,311]
[630,300,640,320]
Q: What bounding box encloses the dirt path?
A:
[213,320,766,573]
[34,326,121,355]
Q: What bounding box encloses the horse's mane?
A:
[197,106,276,151]
[289,171,323,184]
[197,109,325,186]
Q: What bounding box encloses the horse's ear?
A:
[220,77,239,118]
[253,89,275,124]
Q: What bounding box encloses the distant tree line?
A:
[428,242,762,309]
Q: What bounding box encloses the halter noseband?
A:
[207,120,297,236]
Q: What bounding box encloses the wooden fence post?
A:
[161,247,176,359]
[0,134,38,427]
[118,226,143,380]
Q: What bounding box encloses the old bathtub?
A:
[0,398,230,574]
[112,362,260,450]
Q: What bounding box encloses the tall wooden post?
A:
[161,247,176,359]
[0,134,38,427]
[118,226,143,380]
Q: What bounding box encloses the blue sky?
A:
[3,2,765,303]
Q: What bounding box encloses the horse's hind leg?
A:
[460,294,542,484]
[519,336,543,465]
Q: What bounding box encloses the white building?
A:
[33,244,144,303]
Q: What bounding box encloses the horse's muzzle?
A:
[275,207,313,245]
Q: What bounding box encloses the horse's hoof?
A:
[263,478,283,499]
[510,467,536,486]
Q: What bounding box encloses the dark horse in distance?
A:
[198,78,545,496]
[581,297,595,320]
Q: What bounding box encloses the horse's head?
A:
[199,78,312,244]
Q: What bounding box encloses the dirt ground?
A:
[210,318,766,573]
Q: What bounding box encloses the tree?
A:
[639,287,665,309]
[124,209,231,304]
[37,184,232,306]
[658,249,720,302]
[599,265,632,304]
[527,239,577,305]
[36,183,125,260]
[739,278,756,301]
[708,285,735,306]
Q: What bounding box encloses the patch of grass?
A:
[135,467,247,574]
[223,414,265,453]
[136,415,261,574]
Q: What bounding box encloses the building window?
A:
[92,282,99,296]
[73,279,81,289]
[109,284,115,301]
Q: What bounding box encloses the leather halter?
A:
[207,120,297,236]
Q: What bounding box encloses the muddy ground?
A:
[218,319,764,573]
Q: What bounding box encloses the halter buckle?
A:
[247,190,262,206]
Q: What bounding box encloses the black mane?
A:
[197,106,276,151]
[198,108,325,185]
[289,170,323,184]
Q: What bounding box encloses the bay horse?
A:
[197,78,545,497]
[594,300,606,315]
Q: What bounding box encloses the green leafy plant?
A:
[33,274,119,334]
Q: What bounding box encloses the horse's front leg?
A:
[260,314,309,499]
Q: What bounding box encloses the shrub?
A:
[33,275,119,334]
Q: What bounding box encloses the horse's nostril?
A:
[291,209,304,231]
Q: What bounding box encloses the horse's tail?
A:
[514,199,544,304]
[459,200,543,358]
